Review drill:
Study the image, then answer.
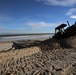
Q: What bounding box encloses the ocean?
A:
[0,34,54,42]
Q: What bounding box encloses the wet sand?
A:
[0,42,13,52]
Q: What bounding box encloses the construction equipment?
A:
[52,21,76,39]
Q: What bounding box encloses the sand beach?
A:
[0,36,76,75]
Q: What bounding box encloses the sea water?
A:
[0,34,53,42]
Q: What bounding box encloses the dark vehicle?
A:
[52,21,76,39]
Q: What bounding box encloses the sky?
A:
[0,0,76,34]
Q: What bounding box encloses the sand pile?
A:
[39,38,61,51]
[60,35,76,48]
[39,35,76,51]
[12,35,76,51]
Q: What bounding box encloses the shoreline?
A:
[0,37,51,42]
[0,33,53,37]
[0,34,53,42]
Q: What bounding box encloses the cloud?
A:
[70,15,76,19]
[66,8,76,15]
[66,8,76,19]
[36,0,76,6]
[27,21,57,28]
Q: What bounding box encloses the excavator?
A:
[52,21,76,39]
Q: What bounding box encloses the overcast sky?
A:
[0,0,76,34]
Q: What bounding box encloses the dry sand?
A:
[0,36,76,75]
[0,48,75,75]
[0,42,13,52]
[0,46,41,63]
